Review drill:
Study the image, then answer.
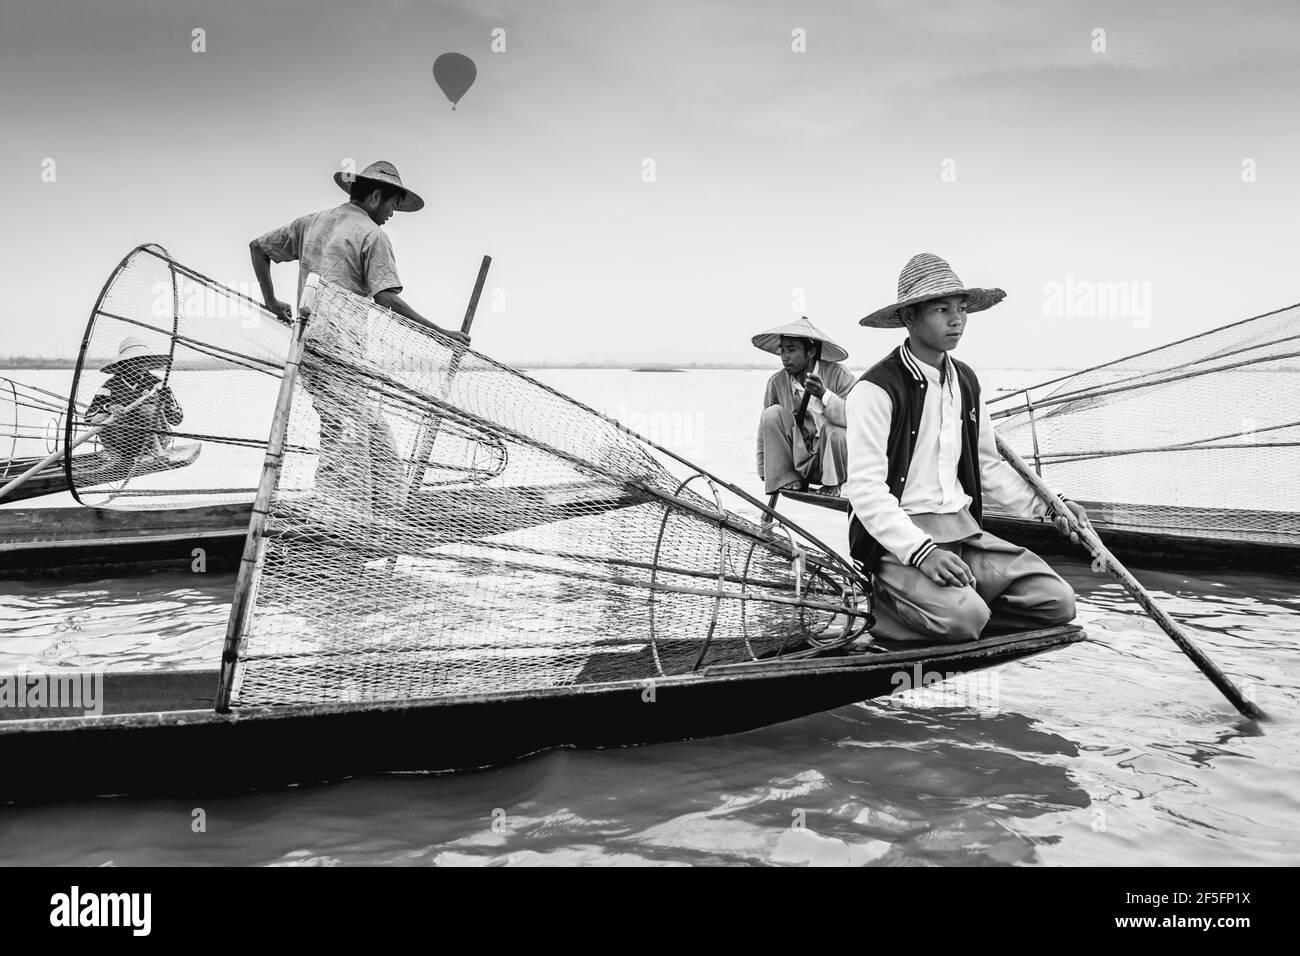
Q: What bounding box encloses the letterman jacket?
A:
[845,342,1065,573]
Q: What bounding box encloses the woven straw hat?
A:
[860,253,1005,328]
[333,160,425,213]
[102,336,169,375]
[751,316,849,364]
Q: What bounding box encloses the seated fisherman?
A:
[754,318,855,497]
[846,253,1089,644]
[86,336,183,465]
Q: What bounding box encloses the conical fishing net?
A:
[989,304,1300,547]
[67,244,291,509]
[0,375,78,500]
[192,275,872,708]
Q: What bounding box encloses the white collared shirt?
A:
[845,341,1060,565]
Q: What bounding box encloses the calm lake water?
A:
[1,367,1298,866]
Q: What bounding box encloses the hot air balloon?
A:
[433,52,477,110]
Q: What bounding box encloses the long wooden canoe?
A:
[0,501,249,577]
[0,480,644,578]
[777,490,1300,576]
[0,625,1085,803]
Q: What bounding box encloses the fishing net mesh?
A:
[221,278,869,708]
[989,304,1300,546]
[0,375,78,499]
[68,245,290,509]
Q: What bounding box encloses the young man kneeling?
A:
[846,254,1089,644]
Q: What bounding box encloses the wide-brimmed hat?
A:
[102,336,170,375]
[751,317,849,364]
[860,253,1005,328]
[333,160,425,213]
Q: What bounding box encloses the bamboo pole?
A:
[214,274,316,713]
[407,255,492,494]
[0,385,161,502]
[995,432,1266,720]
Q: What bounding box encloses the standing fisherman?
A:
[248,160,466,507]
[249,159,466,341]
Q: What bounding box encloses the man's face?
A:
[903,294,968,352]
[364,190,402,225]
[778,337,815,376]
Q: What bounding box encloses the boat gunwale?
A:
[0,625,1085,736]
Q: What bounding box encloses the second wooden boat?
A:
[778,490,1300,575]
[0,479,644,578]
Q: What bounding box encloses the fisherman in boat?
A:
[754,318,855,497]
[86,336,183,465]
[846,254,1091,644]
[249,160,466,342]
[248,161,467,508]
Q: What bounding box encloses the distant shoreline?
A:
[0,358,80,370]
[3,358,1083,373]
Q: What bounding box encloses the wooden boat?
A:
[0,256,1092,805]
[0,625,1084,803]
[0,500,249,577]
[0,441,202,504]
[777,489,1300,576]
[0,480,639,578]
[983,303,1299,572]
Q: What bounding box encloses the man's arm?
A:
[249,241,293,323]
[362,231,467,342]
[815,362,855,428]
[161,386,184,425]
[249,218,303,323]
[373,290,469,343]
[977,393,1089,539]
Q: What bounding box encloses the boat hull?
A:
[0,481,644,578]
[0,503,248,577]
[1,443,202,505]
[0,626,1084,803]
[778,490,1300,576]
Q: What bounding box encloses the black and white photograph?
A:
[0,0,1295,900]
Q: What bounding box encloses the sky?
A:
[1,0,1298,368]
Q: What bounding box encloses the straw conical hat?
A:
[333,160,425,213]
[860,253,1005,328]
[101,336,169,375]
[751,317,849,363]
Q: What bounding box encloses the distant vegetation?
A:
[1,356,236,372]
[0,356,77,369]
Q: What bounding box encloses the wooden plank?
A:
[0,502,252,549]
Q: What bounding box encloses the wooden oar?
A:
[761,389,813,529]
[407,254,492,494]
[995,432,1266,720]
[0,386,161,503]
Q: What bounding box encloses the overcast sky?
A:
[2,0,1297,368]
